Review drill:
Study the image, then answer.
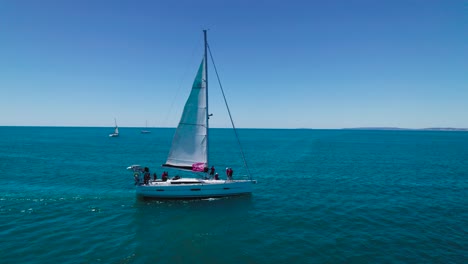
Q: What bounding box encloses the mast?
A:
[204,29,209,169]
[162,31,210,171]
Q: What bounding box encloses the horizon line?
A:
[0,125,467,131]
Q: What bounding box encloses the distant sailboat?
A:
[140,120,151,134]
[109,119,119,137]
[127,30,256,199]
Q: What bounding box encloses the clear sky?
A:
[1,0,466,129]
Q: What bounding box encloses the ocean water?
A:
[0,127,467,263]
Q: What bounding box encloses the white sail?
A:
[114,119,119,134]
[164,59,207,170]
[109,119,119,137]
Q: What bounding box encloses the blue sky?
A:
[1,0,466,129]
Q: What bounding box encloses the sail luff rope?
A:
[207,44,253,181]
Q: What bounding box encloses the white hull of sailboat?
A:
[109,133,119,137]
[135,178,256,199]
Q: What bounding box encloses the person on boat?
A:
[143,167,150,185]
[226,167,232,180]
[214,173,219,180]
[209,166,215,176]
[153,172,157,181]
[162,171,168,182]
[134,173,140,185]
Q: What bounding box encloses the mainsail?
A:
[114,119,119,134]
[163,59,207,170]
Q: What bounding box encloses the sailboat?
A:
[127,30,256,199]
[140,120,151,134]
[109,119,119,137]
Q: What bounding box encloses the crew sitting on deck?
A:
[214,173,219,180]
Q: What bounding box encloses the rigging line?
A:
[161,37,203,128]
[207,44,253,181]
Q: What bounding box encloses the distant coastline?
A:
[343,127,468,131]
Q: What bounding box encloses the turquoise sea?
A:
[0,127,467,263]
